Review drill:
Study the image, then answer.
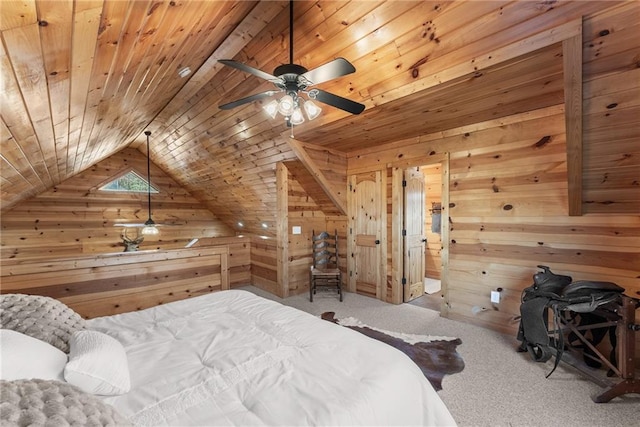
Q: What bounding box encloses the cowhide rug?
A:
[321,311,464,391]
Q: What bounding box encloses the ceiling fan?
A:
[218,0,365,122]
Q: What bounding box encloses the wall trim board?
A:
[276,162,289,298]
[563,31,584,216]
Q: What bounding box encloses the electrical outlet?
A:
[491,291,500,303]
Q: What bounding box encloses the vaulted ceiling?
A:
[0,1,607,236]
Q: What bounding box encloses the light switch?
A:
[491,291,500,303]
[292,226,301,235]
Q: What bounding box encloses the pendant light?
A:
[141,130,159,235]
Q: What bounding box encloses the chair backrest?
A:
[311,230,338,269]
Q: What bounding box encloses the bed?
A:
[1,289,456,426]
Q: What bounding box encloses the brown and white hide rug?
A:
[321,312,464,391]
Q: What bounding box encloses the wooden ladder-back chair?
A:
[310,230,342,302]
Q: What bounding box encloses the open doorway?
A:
[390,154,449,310]
[400,162,444,312]
[418,164,443,311]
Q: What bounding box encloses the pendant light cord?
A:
[145,131,152,222]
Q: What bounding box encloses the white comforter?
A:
[89,290,456,426]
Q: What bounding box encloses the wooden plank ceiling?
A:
[0,1,596,236]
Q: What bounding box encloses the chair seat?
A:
[312,268,340,277]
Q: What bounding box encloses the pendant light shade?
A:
[277,94,295,116]
[142,218,159,235]
[141,130,159,236]
[303,99,321,120]
[290,107,305,125]
[263,100,279,119]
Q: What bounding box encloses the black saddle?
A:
[517,266,624,377]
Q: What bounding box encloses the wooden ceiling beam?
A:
[563,30,584,216]
[286,134,347,215]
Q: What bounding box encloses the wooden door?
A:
[348,171,385,299]
[403,167,426,302]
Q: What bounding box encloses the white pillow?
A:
[64,330,130,395]
[0,329,67,381]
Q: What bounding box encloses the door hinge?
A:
[402,180,407,187]
[402,277,407,285]
[402,229,406,236]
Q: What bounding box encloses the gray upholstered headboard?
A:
[0,294,86,353]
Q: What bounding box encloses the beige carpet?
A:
[240,285,639,427]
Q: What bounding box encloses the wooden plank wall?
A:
[351,105,638,331]
[287,173,328,296]
[0,146,250,317]
[345,3,639,347]
[197,236,251,288]
[250,236,278,295]
[1,148,235,259]
[445,110,638,333]
[286,168,347,296]
[582,4,640,214]
[1,246,230,319]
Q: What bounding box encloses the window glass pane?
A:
[100,171,158,193]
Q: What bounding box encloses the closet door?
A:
[347,171,386,299]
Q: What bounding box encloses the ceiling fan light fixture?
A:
[263,100,279,119]
[277,94,295,116]
[141,219,159,236]
[218,1,365,119]
[303,99,321,120]
[290,107,305,125]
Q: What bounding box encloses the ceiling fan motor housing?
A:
[273,63,308,78]
[274,63,311,93]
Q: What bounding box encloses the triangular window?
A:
[99,170,158,193]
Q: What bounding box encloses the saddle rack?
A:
[549,295,640,403]
[517,266,640,402]
[552,294,639,402]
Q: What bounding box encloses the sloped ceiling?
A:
[1,1,602,236]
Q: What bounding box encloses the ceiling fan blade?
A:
[219,59,279,82]
[219,91,278,110]
[301,58,356,85]
[313,89,365,115]
[113,222,183,227]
